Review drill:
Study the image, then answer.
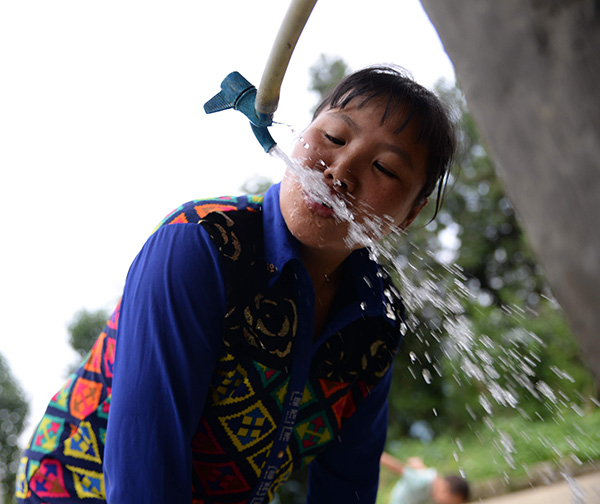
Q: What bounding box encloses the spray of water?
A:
[270,143,599,496]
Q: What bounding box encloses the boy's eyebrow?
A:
[383,143,414,170]
[334,111,361,132]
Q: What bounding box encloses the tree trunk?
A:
[420,0,600,391]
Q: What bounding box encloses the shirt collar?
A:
[263,182,301,277]
[262,183,387,317]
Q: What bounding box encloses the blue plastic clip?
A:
[204,72,276,153]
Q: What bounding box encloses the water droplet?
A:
[571,403,585,417]
[432,408,438,417]
[409,351,417,364]
[303,142,310,149]
[570,454,583,466]
[422,369,432,384]
[359,301,367,311]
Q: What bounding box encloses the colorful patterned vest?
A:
[16,194,405,504]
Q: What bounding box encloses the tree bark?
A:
[420,0,600,390]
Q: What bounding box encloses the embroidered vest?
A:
[15,194,405,504]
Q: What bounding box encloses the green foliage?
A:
[288,52,596,500]
[308,54,349,104]
[239,175,273,195]
[386,79,596,443]
[68,308,110,358]
[0,353,29,503]
[378,408,600,503]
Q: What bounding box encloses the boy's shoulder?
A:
[154,194,265,231]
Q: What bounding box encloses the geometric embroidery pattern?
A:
[168,212,189,225]
[212,364,254,405]
[64,421,102,463]
[331,392,356,429]
[194,203,237,219]
[30,415,65,454]
[49,375,76,412]
[273,380,290,410]
[30,458,70,498]
[300,383,317,407]
[253,361,281,389]
[246,442,273,476]
[192,420,225,455]
[106,300,120,330]
[66,465,105,499]
[69,377,103,421]
[28,460,41,482]
[294,412,333,453]
[219,401,276,451]
[104,337,116,379]
[318,378,349,399]
[193,459,251,496]
[15,457,28,499]
[84,333,106,373]
[96,390,111,420]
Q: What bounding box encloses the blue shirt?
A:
[18,183,402,504]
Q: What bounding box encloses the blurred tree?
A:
[240,175,273,195]
[68,308,109,360]
[420,0,600,393]
[308,54,349,112]
[0,353,28,503]
[387,80,596,439]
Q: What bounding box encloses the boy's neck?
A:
[299,245,350,340]
[299,245,349,290]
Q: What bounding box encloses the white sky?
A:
[0,0,455,444]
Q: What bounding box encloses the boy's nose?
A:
[324,157,358,193]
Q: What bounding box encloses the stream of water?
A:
[270,142,599,499]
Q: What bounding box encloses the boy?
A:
[381,452,470,504]
[16,65,456,504]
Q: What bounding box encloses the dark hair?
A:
[445,475,470,501]
[313,65,457,219]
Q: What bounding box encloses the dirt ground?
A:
[476,471,600,503]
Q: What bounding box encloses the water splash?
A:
[269,144,599,493]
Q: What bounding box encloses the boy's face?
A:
[431,477,465,504]
[280,99,428,257]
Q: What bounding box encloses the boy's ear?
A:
[399,197,428,231]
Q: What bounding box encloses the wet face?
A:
[431,477,464,504]
[280,99,428,260]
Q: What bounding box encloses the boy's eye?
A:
[374,162,398,179]
[325,133,345,146]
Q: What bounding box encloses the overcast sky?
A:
[0,0,455,443]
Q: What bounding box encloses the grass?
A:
[377,408,600,503]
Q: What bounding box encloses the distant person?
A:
[381,452,470,504]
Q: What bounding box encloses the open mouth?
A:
[304,192,336,217]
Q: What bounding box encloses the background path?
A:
[478,472,600,503]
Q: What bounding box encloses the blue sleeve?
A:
[306,370,393,504]
[104,224,226,504]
